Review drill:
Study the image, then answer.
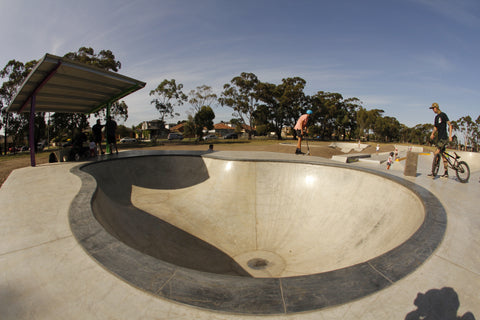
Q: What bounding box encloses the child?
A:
[89,140,96,157]
[386,152,394,170]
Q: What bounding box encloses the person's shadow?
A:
[405,287,475,320]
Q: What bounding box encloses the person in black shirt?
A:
[92,119,104,155]
[429,102,453,178]
[105,116,118,155]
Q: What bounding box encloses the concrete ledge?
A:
[329,142,370,153]
[358,158,382,164]
[331,153,372,163]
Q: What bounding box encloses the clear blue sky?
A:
[1,0,479,129]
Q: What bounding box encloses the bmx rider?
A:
[428,102,453,178]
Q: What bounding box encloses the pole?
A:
[47,112,50,150]
[3,114,8,155]
[29,95,36,167]
[105,103,111,154]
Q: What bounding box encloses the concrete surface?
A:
[128,157,425,277]
[329,142,370,153]
[69,152,445,314]
[0,149,479,318]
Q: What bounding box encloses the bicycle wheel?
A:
[455,161,470,183]
[431,153,441,177]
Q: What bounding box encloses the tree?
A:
[277,77,307,139]
[408,124,433,145]
[356,107,369,140]
[355,108,384,141]
[307,92,325,139]
[256,82,279,137]
[188,85,217,115]
[399,124,411,143]
[62,47,127,128]
[473,116,480,151]
[183,115,196,138]
[374,116,400,142]
[310,91,351,140]
[450,120,460,149]
[252,104,274,136]
[0,59,38,154]
[150,79,186,122]
[116,124,132,138]
[64,47,121,72]
[50,112,89,142]
[229,118,245,134]
[257,77,307,140]
[219,72,260,139]
[193,106,215,140]
[356,106,384,141]
[94,100,129,123]
[457,116,475,150]
[337,97,362,141]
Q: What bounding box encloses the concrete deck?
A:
[0,150,479,319]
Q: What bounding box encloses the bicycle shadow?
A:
[405,287,476,320]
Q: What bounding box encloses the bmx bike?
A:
[431,149,470,183]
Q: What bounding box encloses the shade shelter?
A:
[6,53,146,166]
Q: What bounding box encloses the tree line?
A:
[154,72,479,150]
[1,48,479,154]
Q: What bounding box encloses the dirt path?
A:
[0,153,50,187]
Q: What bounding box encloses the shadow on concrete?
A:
[81,155,250,277]
[405,287,476,320]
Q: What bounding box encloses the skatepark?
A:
[0,145,479,319]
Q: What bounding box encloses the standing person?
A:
[294,110,312,154]
[92,119,104,155]
[89,139,96,157]
[386,152,394,170]
[105,116,118,155]
[428,102,453,178]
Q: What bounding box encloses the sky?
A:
[1,0,479,130]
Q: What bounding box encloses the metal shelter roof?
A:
[7,53,146,114]
[5,53,146,167]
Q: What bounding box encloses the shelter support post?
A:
[105,103,111,154]
[29,95,36,167]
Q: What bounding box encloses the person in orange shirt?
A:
[294,110,312,154]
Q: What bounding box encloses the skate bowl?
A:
[452,150,480,172]
[69,150,446,315]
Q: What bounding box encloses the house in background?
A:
[171,122,236,138]
[170,122,186,134]
[139,120,251,139]
[211,123,235,137]
[141,120,167,139]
